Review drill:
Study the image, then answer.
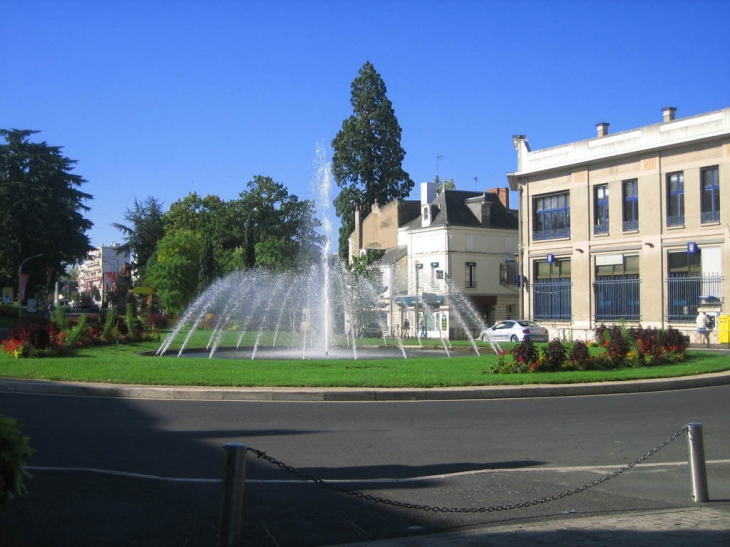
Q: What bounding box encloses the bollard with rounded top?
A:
[686,423,709,502]
[219,443,247,547]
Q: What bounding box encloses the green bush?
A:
[0,414,35,505]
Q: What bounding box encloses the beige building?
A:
[507,106,730,342]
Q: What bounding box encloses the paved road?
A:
[1,376,729,546]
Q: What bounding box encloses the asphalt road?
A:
[1,384,729,546]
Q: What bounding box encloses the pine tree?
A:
[331,61,414,259]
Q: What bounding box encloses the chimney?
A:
[487,187,510,209]
[662,106,677,122]
[354,204,362,252]
[512,134,531,171]
[596,122,610,137]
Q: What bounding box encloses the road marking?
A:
[26,459,730,485]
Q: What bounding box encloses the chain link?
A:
[247,426,687,514]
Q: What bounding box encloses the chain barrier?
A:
[247,426,687,514]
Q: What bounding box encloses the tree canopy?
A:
[331,61,414,259]
[0,129,93,295]
[112,196,166,280]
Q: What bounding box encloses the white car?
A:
[480,320,549,343]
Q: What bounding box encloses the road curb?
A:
[1,370,729,401]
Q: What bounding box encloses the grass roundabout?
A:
[1,328,729,389]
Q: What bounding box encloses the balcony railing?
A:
[533,227,570,241]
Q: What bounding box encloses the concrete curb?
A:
[1,369,729,402]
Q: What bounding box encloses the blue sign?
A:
[546,254,554,263]
[687,242,698,254]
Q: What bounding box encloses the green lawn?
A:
[1,330,728,388]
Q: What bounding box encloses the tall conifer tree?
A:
[331,61,414,259]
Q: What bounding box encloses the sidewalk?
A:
[334,505,730,547]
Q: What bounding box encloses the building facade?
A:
[74,244,130,305]
[350,183,519,339]
[508,106,730,342]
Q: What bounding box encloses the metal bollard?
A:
[219,443,247,547]
[686,423,709,503]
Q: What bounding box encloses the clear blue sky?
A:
[3,0,729,249]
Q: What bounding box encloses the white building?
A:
[74,244,130,305]
[350,183,519,338]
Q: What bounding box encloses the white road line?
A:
[25,459,730,485]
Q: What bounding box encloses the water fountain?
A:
[156,146,500,360]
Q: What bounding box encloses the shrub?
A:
[659,327,688,353]
[605,325,630,368]
[144,313,168,329]
[511,338,539,368]
[541,338,567,372]
[2,319,66,358]
[567,340,591,369]
[0,414,35,505]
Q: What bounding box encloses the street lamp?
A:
[18,253,43,320]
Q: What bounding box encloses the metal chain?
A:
[247,426,687,514]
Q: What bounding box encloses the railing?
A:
[220,423,708,544]
[701,210,720,224]
[594,276,641,322]
[533,227,570,241]
[666,273,723,322]
[533,278,572,321]
[622,219,639,232]
[667,215,685,227]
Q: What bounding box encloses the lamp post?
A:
[18,253,43,320]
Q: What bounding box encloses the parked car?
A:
[480,320,549,343]
[362,321,383,338]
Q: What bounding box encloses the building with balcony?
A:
[507,106,730,342]
[74,244,131,305]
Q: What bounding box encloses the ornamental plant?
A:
[0,414,35,505]
[567,339,591,369]
[511,337,539,368]
[2,319,66,358]
[540,338,567,372]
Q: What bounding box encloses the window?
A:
[533,192,570,241]
[622,179,639,231]
[594,185,609,234]
[594,255,640,321]
[533,258,571,320]
[499,261,517,286]
[465,262,477,288]
[700,166,720,223]
[666,172,684,227]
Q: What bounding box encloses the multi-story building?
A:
[349,183,519,338]
[507,106,729,342]
[74,244,130,305]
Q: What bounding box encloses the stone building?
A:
[507,106,730,342]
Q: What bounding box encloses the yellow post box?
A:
[718,315,730,344]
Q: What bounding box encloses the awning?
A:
[131,286,154,295]
[394,293,445,308]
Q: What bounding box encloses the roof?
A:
[402,190,517,230]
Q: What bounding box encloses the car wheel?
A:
[510,335,519,342]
